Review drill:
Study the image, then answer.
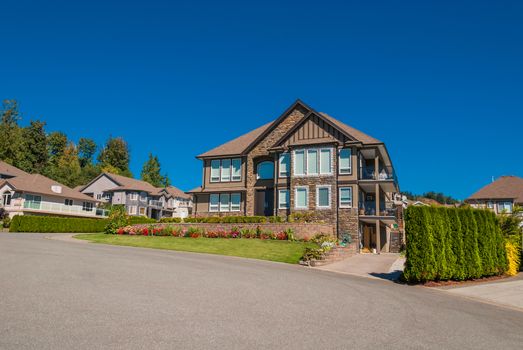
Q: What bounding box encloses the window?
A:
[82,202,93,212]
[257,161,274,180]
[278,189,289,209]
[231,158,242,181]
[24,194,41,209]
[96,194,102,200]
[294,150,305,175]
[64,199,73,206]
[307,150,318,175]
[2,193,12,206]
[103,193,111,201]
[295,187,308,209]
[320,149,332,175]
[139,207,146,216]
[231,193,241,212]
[487,201,494,209]
[339,187,353,208]
[209,194,219,212]
[316,186,331,208]
[221,159,231,182]
[220,193,230,211]
[129,192,138,200]
[279,153,290,178]
[139,192,147,201]
[339,148,352,174]
[498,201,513,214]
[127,205,137,215]
[210,160,221,182]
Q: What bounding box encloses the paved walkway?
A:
[316,253,405,281]
[440,274,523,311]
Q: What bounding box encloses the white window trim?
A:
[338,148,352,175]
[316,185,332,209]
[210,160,221,182]
[231,158,242,182]
[278,153,290,178]
[209,194,219,212]
[293,149,306,176]
[230,193,241,212]
[278,189,289,209]
[129,192,138,201]
[220,159,231,182]
[339,187,353,208]
[307,149,319,175]
[128,205,137,215]
[319,148,333,175]
[294,186,309,210]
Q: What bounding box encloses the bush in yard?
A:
[505,236,521,276]
[9,215,108,233]
[104,205,128,234]
[159,217,182,223]
[129,216,157,224]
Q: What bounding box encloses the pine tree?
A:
[19,120,48,173]
[0,100,23,165]
[141,153,169,188]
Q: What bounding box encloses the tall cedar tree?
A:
[19,120,48,173]
[447,208,465,280]
[429,207,448,280]
[436,207,454,280]
[404,206,436,282]
[141,153,170,188]
[0,100,22,165]
[458,208,482,279]
[98,137,132,177]
[474,210,495,276]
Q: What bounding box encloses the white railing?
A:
[149,200,163,208]
[21,201,108,217]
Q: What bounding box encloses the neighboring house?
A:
[79,173,192,219]
[189,100,401,253]
[0,160,104,219]
[466,175,523,214]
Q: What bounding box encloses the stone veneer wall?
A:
[132,222,335,241]
[245,106,309,216]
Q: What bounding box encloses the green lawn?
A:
[74,234,315,264]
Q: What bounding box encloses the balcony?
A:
[148,200,163,208]
[19,201,108,217]
[359,201,397,217]
[359,165,396,181]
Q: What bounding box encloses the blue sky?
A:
[1,0,522,199]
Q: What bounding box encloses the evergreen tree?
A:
[78,138,97,168]
[50,143,81,187]
[19,120,48,173]
[475,210,495,276]
[0,99,23,165]
[403,206,436,282]
[47,131,68,161]
[98,137,132,177]
[459,208,482,279]
[429,207,448,280]
[436,207,454,280]
[141,153,169,188]
[447,208,464,280]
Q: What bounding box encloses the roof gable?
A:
[467,176,523,203]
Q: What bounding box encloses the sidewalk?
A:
[315,253,405,281]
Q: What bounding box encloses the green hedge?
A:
[403,206,507,283]
[9,215,109,233]
[159,217,182,223]
[128,216,157,224]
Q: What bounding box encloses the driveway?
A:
[439,274,523,311]
[1,233,523,349]
[316,253,405,280]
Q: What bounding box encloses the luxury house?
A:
[466,175,523,214]
[80,172,192,219]
[0,160,105,219]
[189,100,402,253]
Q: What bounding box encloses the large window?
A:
[129,192,138,200]
[278,189,289,209]
[279,153,290,177]
[294,150,305,175]
[294,148,332,176]
[257,161,274,180]
[209,193,241,212]
[64,199,73,206]
[295,187,308,209]
[339,148,352,174]
[209,194,219,212]
[83,202,94,212]
[2,193,12,206]
[210,158,241,182]
[316,186,331,208]
[339,187,353,208]
[498,201,513,214]
[24,194,41,209]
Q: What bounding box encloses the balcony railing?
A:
[359,165,397,181]
[359,202,397,217]
[19,201,108,217]
[149,200,163,208]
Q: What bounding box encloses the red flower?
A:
[117,228,124,235]
[142,228,149,236]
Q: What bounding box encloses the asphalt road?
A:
[1,233,523,350]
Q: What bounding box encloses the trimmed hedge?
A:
[159,217,182,223]
[403,206,507,283]
[9,215,109,233]
[128,216,157,224]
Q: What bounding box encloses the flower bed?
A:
[116,224,293,240]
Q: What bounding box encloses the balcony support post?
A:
[375,183,380,216]
[376,219,381,254]
[374,155,379,179]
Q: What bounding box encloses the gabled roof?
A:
[156,186,191,200]
[197,99,383,158]
[0,173,97,202]
[0,160,29,177]
[84,172,160,193]
[467,176,523,204]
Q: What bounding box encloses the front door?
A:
[255,189,274,216]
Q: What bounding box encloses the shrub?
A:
[104,205,128,234]
[186,226,204,238]
[2,216,11,228]
[159,217,182,223]
[288,211,320,223]
[505,238,521,276]
[301,247,325,262]
[10,215,108,233]
[128,216,157,224]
